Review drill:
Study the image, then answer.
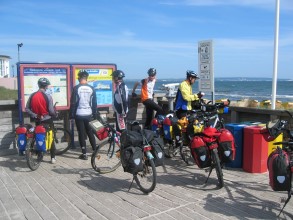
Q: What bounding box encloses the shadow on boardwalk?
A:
[0,149,292,220]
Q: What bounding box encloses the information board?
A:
[198,40,214,93]
[72,64,116,107]
[19,64,70,112]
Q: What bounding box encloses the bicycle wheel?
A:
[91,139,121,174]
[134,158,157,194]
[211,148,224,188]
[179,144,194,165]
[54,128,72,155]
[163,140,176,158]
[26,138,43,171]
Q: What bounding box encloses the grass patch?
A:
[0,86,18,100]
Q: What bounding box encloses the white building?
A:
[0,55,11,78]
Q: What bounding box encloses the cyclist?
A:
[173,70,203,146]
[132,68,164,129]
[112,70,129,133]
[70,70,97,160]
[25,77,57,164]
[175,70,202,119]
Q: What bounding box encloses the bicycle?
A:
[265,110,293,216]
[91,122,122,174]
[25,106,72,170]
[90,120,157,194]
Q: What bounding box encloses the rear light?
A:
[143,145,152,152]
[27,133,34,138]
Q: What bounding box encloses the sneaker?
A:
[51,158,56,164]
[79,154,88,160]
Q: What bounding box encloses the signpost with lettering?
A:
[198,40,215,102]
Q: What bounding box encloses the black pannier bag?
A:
[267,146,291,191]
[120,130,143,148]
[150,137,165,167]
[142,129,155,143]
[120,146,144,174]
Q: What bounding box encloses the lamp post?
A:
[17,43,23,63]
[11,64,14,77]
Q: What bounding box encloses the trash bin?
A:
[243,125,268,173]
[225,123,247,168]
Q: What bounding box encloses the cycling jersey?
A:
[70,83,97,119]
[175,80,199,111]
[141,78,156,102]
[26,90,56,121]
[113,82,129,115]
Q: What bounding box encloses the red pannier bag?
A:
[190,136,211,168]
[267,146,291,191]
[217,128,236,163]
[202,127,220,150]
[96,127,109,141]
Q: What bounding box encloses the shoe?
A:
[51,158,56,164]
[79,154,88,160]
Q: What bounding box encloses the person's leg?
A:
[143,101,153,129]
[75,118,87,155]
[84,117,96,151]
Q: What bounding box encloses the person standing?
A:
[112,70,129,133]
[132,68,164,129]
[25,78,57,164]
[70,70,97,160]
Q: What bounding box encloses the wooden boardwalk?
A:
[0,148,292,220]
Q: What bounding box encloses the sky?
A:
[0,0,292,79]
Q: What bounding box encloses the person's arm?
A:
[47,94,56,117]
[25,94,38,119]
[132,81,140,97]
[91,86,97,119]
[69,86,77,119]
[180,81,199,101]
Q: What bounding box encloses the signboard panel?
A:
[20,64,70,112]
[72,64,116,107]
[198,40,214,93]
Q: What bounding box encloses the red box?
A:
[243,126,268,173]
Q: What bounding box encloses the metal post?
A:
[271,0,280,110]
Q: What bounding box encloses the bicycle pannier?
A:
[217,128,236,163]
[150,137,165,167]
[163,117,173,140]
[190,136,211,168]
[15,124,33,152]
[120,146,143,174]
[96,127,109,141]
[120,130,143,148]
[267,147,291,191]
[35,124,52,152]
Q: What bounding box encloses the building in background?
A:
[0,55,11,78]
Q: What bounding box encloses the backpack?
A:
[267,146,291,191]
[217,128,236,163]
[150,137,165,167]
[120,146,144,174]
[190,136,211,168]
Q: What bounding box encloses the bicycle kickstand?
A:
[128,177,135,192]
[205,167,213,184]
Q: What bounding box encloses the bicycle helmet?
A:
[112,70,125,79]
[78,70,89,79]
[38,78,50,88]
[147,68,156,76]
[186,70,199,79]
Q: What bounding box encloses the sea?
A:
[124,77,293,102]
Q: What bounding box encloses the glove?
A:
[197,91,205,99]
[132,92,137,98]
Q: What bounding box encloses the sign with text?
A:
[19,64,70,112]
[72,64,116,107]
[198,40,214,93]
